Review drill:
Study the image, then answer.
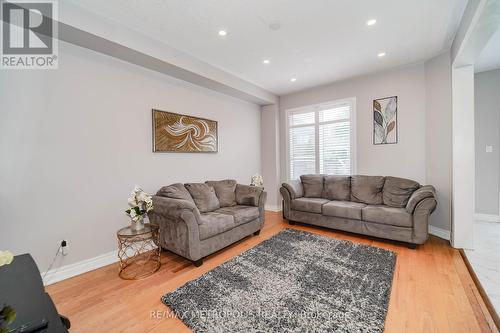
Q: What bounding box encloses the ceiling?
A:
[72,0,468,95]
[475,28,500,73]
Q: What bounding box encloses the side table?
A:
[117,224,161,280]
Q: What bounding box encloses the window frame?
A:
[285,97,357,180]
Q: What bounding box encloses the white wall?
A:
[424,52,453,231]
[279,61,457,233]
[450,0,500,248]
[0,41,261,272]
[474,69,500,215]
[451,65,475,249]
[261,104,281,210]
[280,63,427,184]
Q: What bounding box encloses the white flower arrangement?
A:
[251,174,264,187]
[125,186,153,222]
[0,251,13,267]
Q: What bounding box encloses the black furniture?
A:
[0,254,70,332]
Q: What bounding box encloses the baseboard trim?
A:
[265,204,282,212]
[42,250,118,286]
[429,225,451,240]
[39,223,450,285]
[474,213,500,222]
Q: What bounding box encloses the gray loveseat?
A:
[280,175,437,248]
[148,180,266,266]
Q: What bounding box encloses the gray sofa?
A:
[280,175,437,247]
[148,180,267,266]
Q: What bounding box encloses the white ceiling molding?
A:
[3,1,470,101]
[475,27,500,73]
[452,0,500,67]
[56,1,278,105]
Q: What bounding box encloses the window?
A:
[286,98,355,180]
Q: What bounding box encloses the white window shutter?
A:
[288,101,352,179]
[289,126,315,180]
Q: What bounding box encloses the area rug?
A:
[161,229,397,332]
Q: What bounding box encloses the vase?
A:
[130,216,145,231]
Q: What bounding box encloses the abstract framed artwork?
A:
[152,109,218,153]
[373,96,398,145]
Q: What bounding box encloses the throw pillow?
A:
[206,180,237,207]
[156,183,195,204]
[184,183,220,213]
[383,176,420,208]
[300,174,324,198]
[350,175,385,205]
[235,184,263,206]
[323,176,351,201]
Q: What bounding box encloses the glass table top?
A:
[117,224,158,237]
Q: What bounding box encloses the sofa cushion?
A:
[185,183,220,213]
[291,198,329,214]
[323,176,351,201]
[206,179,237,207]
[300,174,325,198]
[156,183,194,204]
[235,184,263,206]
[362,205,412,227]
[322,201,366,220]
[215,205,259,226]
[383,176,420,208]
[351,175,385,205]
[198,212,235,240]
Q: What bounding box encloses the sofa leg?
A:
[253,230,261,236]
[193,259,203,267]
[407,243,417,249]
[289,220,296,225]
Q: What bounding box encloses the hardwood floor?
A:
[46,212,498,333]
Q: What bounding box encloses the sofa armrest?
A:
[148,195,201,260]
[412,197,437,244]
[257,191,267,223]
[149,195,201,223]
[406,185,436,213]
[235,184,263,206]
[282,180,304,199]
[280,186,291,219]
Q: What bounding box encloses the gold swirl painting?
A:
[152,110,218,153]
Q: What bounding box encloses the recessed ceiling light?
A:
[378,52,386,57]
[218,30,227,36]
[262,59,270,64]
[366,19,377,26]
[290,77,297,82]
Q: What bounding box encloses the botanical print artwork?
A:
[373,96,398,144]
[152,110,218,152]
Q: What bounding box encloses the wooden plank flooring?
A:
[46,211,498,333]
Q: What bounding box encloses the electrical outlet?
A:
[61,240,68,256]
[486,145,493,153]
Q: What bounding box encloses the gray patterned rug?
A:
[161,229,397,332]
